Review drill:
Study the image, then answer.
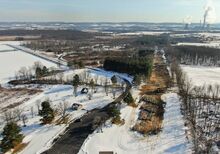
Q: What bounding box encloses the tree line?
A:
[135,34,170,46]
[171,61,220,153]
[167,46,220,66]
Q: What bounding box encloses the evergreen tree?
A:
[73,74,80,96]
[133,75,141,86]
[107,105,121,124]
[42,66,48,75]
[39,101,54,124]
[0,122,23,153]
[108,105,120,118]
[35,67,42,79]
[77,61,84,68]
[123,92,134,105]
[104,57,153,76]
[111,75,117,85]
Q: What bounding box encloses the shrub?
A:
[123,92,134,105]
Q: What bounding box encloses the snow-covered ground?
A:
[0,41,21,46]
[116,31,170,36]
[79,90,192,154]
[0,41,133,154]
[0,44,16,52]
[0,42,58,84]
[16,84,118,154]
[176,42,220,48]
[172,32,220,49]
[0,71,126,154]
[181,65,220,86]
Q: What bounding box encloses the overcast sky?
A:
[0,0,219,23]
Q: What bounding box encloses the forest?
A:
[103,57,153,76]
[135,34,169,46]
[0,30,94,40]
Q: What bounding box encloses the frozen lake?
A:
[0,43,58,83]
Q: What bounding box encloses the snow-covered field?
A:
[117,31,170,36]
[0,44,16,52]
[181,65,220,86]
[176,42,220,48]
[79,89,192,154]
[0,42,58,84]
[0,41,21,46]
[172,32,220,49]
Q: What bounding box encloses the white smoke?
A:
[184,15,192,25]
[204,0,216,24]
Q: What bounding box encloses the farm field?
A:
[181,65,220,86]
[0,42,58,84]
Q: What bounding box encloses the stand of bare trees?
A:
[166,46,220,66]
[2,107,29,127]
[171,62,220,153]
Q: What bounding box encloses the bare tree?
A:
[58,101,69,118]
[94,75,99,85]
[104,77,109,96]
[85,71,91,83]
[87,92,93,100]
[36,100,41,115]
[33,61,43,71]
[112,87,116,99]
[18,67,29,79]
[21,114,28,127]
[57,72,64,83]
[3,110,14,123]
[14,107,23,121]
[30,106,35,118]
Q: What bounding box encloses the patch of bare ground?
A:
[133,52,171,135]
[0,87,42,112]
[12,143,29,154]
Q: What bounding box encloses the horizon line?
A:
[0,21,220,25]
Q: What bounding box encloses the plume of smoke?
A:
[204,0,216,25]
[184,16,192,25]
[183,15,192,29]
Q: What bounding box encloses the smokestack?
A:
[203,0,216,29]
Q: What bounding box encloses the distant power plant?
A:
[183,0,216,30]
